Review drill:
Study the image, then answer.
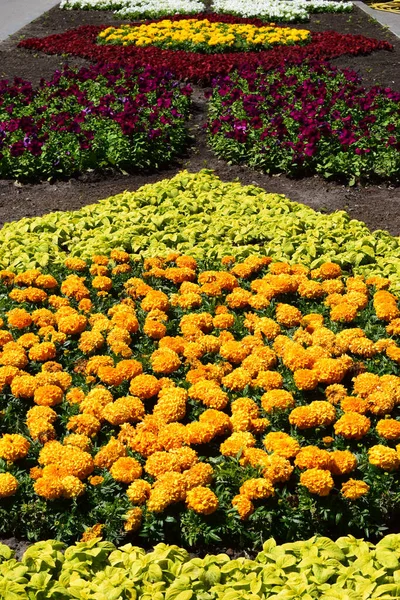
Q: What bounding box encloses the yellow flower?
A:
[0,472,18,497]
[368,445,400,471]
[341,479,370,500]
[186,486,219,515]
[300,468,334,497]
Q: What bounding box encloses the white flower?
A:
[213,0,352,21]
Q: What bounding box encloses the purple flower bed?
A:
[207,61,400,184]
[0,63,192,181]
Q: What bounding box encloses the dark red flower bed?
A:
[207,61,400,184]
[18,13,392,84]
[0,63,192,181]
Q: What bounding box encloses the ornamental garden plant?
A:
[0,63,192,181]
[18,14,392,85]
[1,172,400,291]
[207,62,400,184]
[59,0,353,22]
[0,250,400,547]
[2,535,400,599]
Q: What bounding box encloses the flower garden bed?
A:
[0,63,191,181]
[207,62,400,184]
[59,0,353,23]
[18,14,392,85]
[0,1,400,592]
[1,240,400,547]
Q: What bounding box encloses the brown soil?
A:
[0,5,399,234]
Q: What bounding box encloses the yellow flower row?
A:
[98,19,310,52]
[0,252,399,534]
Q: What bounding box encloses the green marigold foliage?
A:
[1,171,400,290]
[1,535,400,599]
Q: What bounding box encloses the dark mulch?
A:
[0,5,399,235]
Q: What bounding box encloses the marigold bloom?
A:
[275,303,302,327]
[341,479,370,500]
[376,419,400,440]
[368,445,400,471]
[263,432,300,459]
[300,468,334,496]
[334,412,371,440]
[129,374,161,400]
[186,486,219,515]
[293,369,318,391]
[261,389,295,413]
[0,434,30,462]
[34,385,63,407]
[62,475,86,499]
[11,374,37,398]
[239,478,274,500]
[295,446,331,470]
[124,507,143,532]
[67,414,101,438]
[7,308,32,329]
[110,456,143,483]
[127,479,151,504]
[232,494,254,520]
[329,450,357,475]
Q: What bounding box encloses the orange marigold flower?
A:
[65,257,87,271]
[67,414,101,438]
[34,474,66,499]
[295,446,332,470]
[325,383,347,405]
[220,432,256,457]
[0,434,30,462]
[275,303,302,327]
[263,432,300,459]
[329,450,357,475]
[289,401,336,430]
[0,473,18,497]
[300,468,334,496]
[29,342,57,362]
[110,456,143,483]
[232,494,254,520]
[183,463,213,490]
[124,507,143,532]
[334,412,371,440]
[261,389,295,413]
[314,358,347,384]
[293,369,318,391]
[151,348,181,375]
[341,479,370,500]
[144,451,180,479]
[368,444,400,471]
[240,478,275,500]
[57,314,87,335]
[376,419,400,440]
[186,486,218,515]
[88,475,104,486]
[34,385,63,407]
[253,370,283,392]
[11,374,37,398]
[127,479,151,504]
[129,374,161,400]
[7,308,32,329]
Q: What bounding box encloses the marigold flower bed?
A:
[0,63,192,181]
[207,62,400,184]
[2,171,400,292]
[2,535,400,599]
[18,14,393,84]
[98,19,311,53]
[0,250,400,545]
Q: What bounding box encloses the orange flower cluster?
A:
[1,253,400,531]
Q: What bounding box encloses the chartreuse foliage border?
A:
[2,535,400,599]
[1,170,400,290]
